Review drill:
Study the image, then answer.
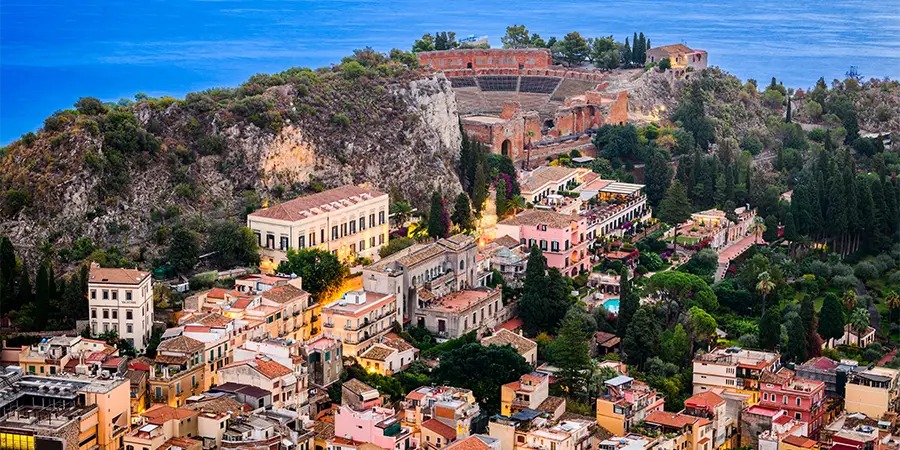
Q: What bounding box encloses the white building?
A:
[247,185,389,268]
[87,263,154,352]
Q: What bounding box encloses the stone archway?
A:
[501,139,511,157]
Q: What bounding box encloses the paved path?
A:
[713,235,764,281]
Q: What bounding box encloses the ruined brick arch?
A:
[543,119,555,129]
[501,139,511,157]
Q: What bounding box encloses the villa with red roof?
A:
[246,184,389,269]
[759,369,826,438]
[87,262,155,352]
[217,357,298,409]
[414,287,510,340]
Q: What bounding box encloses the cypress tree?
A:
[883,179,898,237]
[786,317,808,362]
[0,236,16,285]
[871,177,888,247]
[800,295,821,358]
[763,215,779,243]
[638,32,646,63]
[616,270,639,338]
[783,211,799,243]
[458,127,472,191]
[15,263,31,314]
[427,191,450,239]
[623,307,659,369]
[451,192,473,231]
[34,262,50,331]
[623,38,631,67]
[519,246,550,335]
[495,178,508,218]
[632,32,639,64]
[471,159,488,215]
[758,306,781,350]
[818,293,844,346]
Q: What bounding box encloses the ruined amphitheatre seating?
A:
[518,76,562,94]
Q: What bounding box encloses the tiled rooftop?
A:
[248,185,386,222]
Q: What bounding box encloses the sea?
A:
[2,0,899,144]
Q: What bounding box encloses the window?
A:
[102,290,109,300]
[321,229,325,243]
[310,233,316,246]
[127,324,133,333]
[91,290,96,299]
[539,240,547,251]
[332,226,339,240]
[359,217,366,230]
[370,237,376,248]
[796,398,801,406]
[782,396,788,405]
[795,412,802,420]
[280,236,289,250]
[341,223,347,237]
[359,240,365,251]
[112,290,117,300]
[350,221,356,235]
[112,310,118,319]
[127,310,133,320]
[551,241,559,252]
[92,309,97,318]
[126,290,132,301]
[438,319,446,332]
[379,211,385,224]
[379,234,385,245]
[298,235,306,249]
[103,309,109,319]
[370,214,375,228]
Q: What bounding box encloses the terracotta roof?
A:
[423,418,457,441]
[313,420,335,440]
[125,369,147,386]
[157,336,205,354]
[183,395,245,415]
[262,284,307,304]
[498,209,579,229]
[760,368,795,385]
[645,411,700,429]
[383,337,414,353]
[101,356,126,368]
[360,345,396,362]
[443,436,490,450]
[537,396,565,413]
[481,329,537,354]
[685,391,725,410]
[88,266,149,285]
[406,390,427,401]
[155,354,190,365]
[231,298,252,310]
[593,331,617,344]
[520,166,579,194]
[804,357,839,371]
[189,313,233,328]
[248,185,386,221]
[160,437,202,450]
[496,317,524,332]
[492,235,522,249]
[773,415,792,425]
[343,379,377,396]
[783,435,817,448]
[221,358,293,379]
[142,405,198,424]
[655,44,694,55]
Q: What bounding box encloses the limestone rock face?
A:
[0,74,463,263]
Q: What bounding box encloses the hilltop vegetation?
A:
[0,48,464,269]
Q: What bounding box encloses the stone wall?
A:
[418,48,552,71]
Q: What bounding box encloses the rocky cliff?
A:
[0,63,463,264]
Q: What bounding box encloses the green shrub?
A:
[4,189,32,216]
[197,135,227,156]
[331,113,351,128]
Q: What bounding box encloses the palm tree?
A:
[850,307,870,347]
[506,195,526,216]
[390,201,413,228]
[885,290,900,335]
[749,217,766,245]
[843,289,857,312]
[756,271,775,317]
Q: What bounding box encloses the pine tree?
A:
[427,191,450,239]
[658,180,692,226]
[645,150,673,208]
[495,178,508,218]
[758,307,781,350]
[818,293,845,345]
[451,192,474,231]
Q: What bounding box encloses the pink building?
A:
[334,404,413,450]
[496,210,591,277]
[759,370,826,439]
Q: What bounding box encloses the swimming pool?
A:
[603,298,620,314]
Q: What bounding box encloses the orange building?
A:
[417,48,552,71]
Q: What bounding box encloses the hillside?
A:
[0,56,463,265]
